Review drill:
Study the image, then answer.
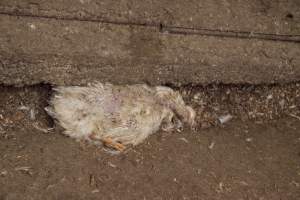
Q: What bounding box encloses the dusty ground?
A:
[0,84,300,200]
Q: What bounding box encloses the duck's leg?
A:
[89,133,125,151]
[101,137,126,151]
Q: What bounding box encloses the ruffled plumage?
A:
[46,82,195,151]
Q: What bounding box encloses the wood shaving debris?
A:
[178,137,189,143]
[218,114,233,124]
[30,109,36,120]
[0,125,4,134]
[0,170,8,177]
[239,181,249,186]
[15,166,33,175]
[32,122,53,133]
[15,166,31,171]
[209,142,215,149]
[291,181,299,187]
[266,94,273,100]
[89,174,96,186]
[289,114,300,120]
[46,184,56,190]
[216,182,224,193]
[107,162,117,168]
[91,189,100,193]
[18,106,30,111]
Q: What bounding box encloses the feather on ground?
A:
[46,82,195,151]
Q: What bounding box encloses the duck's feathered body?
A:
[46,82,195,151]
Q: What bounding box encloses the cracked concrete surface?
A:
[1,0,300,35]
[0,1,300,86]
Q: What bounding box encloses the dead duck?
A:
[46,82,195,151]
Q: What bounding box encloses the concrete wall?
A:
[0,0,299,86]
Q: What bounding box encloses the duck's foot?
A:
[89,133,125,151]
[101,137,126,152]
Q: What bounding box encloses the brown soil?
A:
[0,85,299,200]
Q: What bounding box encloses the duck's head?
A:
[155,86,196,127]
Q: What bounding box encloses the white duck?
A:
[46,82,195,151]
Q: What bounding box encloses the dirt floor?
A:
[0,84,300,200]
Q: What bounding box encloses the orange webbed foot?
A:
[89,133,125,151]
[101,137,126,152]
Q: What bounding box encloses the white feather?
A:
[46,82,195,150]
